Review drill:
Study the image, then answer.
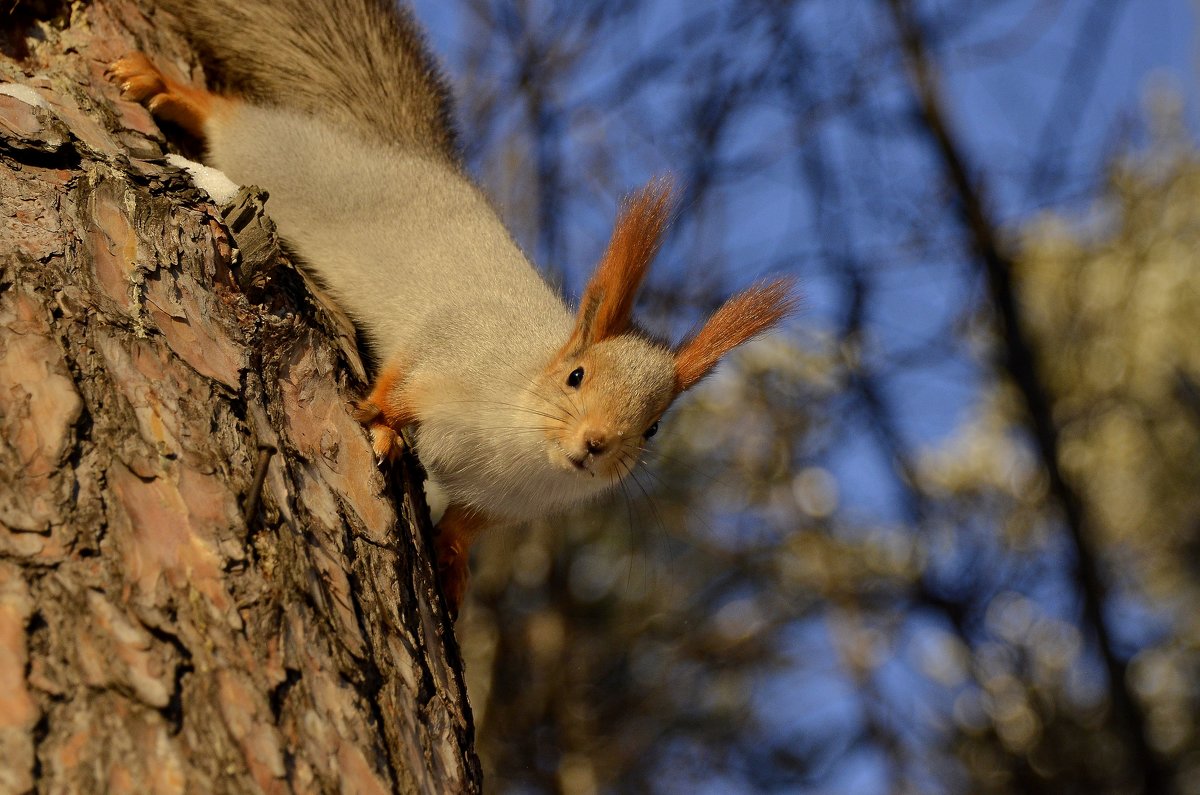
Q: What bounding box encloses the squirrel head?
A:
[533,179,798,481]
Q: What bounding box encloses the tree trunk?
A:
[0,2,481,792]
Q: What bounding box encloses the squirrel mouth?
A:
[555,443,597,476]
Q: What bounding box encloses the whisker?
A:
[617,456,670,596]
[613,455,641,592]
[627,458,727,544]
[472,428,559,439]
[489,355,580,422]
[546,365,586,420]
[624,463,668,542]
[431,397,571,426]
[635,444,738,491]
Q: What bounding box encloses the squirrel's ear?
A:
[673,278,799,394]
[562,178,673,356]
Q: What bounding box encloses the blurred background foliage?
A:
[410,0,1200,792]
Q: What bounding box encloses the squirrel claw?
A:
[370,423,404,466]
[355,397,404,465]
[107,53,165,102]
[106,52,213,139]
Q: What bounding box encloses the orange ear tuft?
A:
[562,178,673,356]
[673,278,799,393]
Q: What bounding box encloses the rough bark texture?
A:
[0,2,481,792]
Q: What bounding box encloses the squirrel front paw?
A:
[351,398,405,466]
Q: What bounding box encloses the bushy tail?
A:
[155,0,458,160]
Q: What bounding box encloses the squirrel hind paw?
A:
[107,53,168,104]
[106,52,214,139]
[434,538,469,621]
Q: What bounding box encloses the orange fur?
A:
[352,362,416,462]
[370,363,416,429]
[108,53,222,140]
[673,278,798,393]
[562,178,673,356]
[434,504,492,618]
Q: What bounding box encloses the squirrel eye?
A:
[567,367,585,388]
[643,421,659,439]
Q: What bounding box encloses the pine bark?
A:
[0,2,481,792]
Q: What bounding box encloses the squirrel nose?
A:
[584,433,608,455]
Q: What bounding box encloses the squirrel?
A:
[106,0,797,618]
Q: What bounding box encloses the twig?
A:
[242,444,277,525]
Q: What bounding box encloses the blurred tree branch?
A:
[884,0,1167,791]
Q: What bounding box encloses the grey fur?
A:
[156,0,458,160]
[149,0,683,523]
